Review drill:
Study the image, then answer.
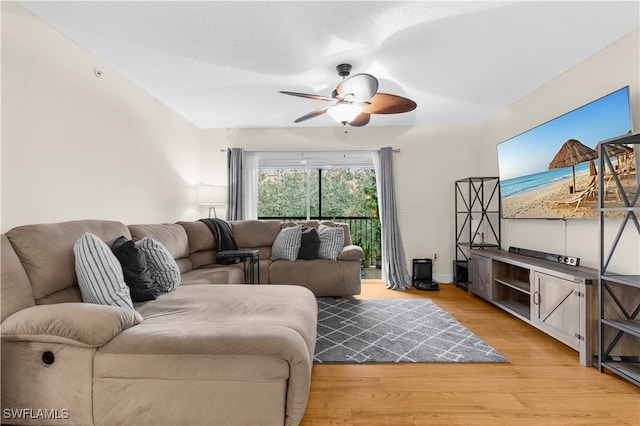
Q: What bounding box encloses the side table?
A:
[216,250,260,284]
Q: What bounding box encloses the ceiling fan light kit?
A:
[336,63,352,78]
[280,63,416,127]
[327,103,362,125]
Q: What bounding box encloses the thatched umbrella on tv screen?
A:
[548,139,598,194]
[603,143,634,172]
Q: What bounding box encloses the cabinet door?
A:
[470,255,491,300]
[533,272,581,350]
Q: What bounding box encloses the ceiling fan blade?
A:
[363,93,417,114]
[279,91,336,102]
[336,74,379,101]
[349,112,370,127]
[293,107,330,123]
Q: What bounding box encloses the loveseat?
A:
[1,218,352,425]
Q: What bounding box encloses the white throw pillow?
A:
[74,232,134,310]
[317,224,345,260]
[271,225,303,261]
[135,237,181,292]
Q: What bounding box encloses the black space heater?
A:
[412,258,439,291]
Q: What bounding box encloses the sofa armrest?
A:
[338,244,364,261]
[1,303,143,348]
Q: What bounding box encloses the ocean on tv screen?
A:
[497,87,633,219]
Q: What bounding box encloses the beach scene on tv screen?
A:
[498,87,636,219]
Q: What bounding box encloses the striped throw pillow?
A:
[318,224,344,260]
[135,237,181,292]
[271,225,303,261]
[74,232,134,310]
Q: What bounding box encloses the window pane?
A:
[258,169,318,218]
[320,169,376,217]
[257,166,380,257]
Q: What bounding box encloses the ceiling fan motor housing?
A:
[336,63,352,78]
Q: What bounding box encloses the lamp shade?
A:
[327,104,362,124]
[197,185,227,205]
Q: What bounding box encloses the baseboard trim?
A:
[434,273,453,284]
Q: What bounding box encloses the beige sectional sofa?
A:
[176,219,363,297]
[1,218,361,425]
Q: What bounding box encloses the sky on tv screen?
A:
[497,87,632,181]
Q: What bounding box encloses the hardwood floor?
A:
[300,280,640,425]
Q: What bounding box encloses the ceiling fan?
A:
[280,64,417,127]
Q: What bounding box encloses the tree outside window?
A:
[258,168,380,263]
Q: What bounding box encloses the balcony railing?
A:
[258,216,380,262]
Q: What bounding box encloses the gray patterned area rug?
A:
[314,298,508,364]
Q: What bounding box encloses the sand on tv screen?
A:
[497,86,633,219]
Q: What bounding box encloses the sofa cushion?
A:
[74,232,134,310]
[297,227,320,260]
[269,259,361,297]
[338,244,365,261]
[272,225,303,261]
[1,302,142,347]
[5,220,131,303]
[97,284,317,426]
[128,224,189,258]
[93,356,289,426]
[1,235,36,322]
[128,223,192,274]
[179,266,245,285]
[111,236,160,302]
[136,238,181,292]
[108,284,317,358]
[178,220,216,253]
[231,220,282,248]
[317,224,344,260]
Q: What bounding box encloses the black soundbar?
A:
[508,246,580,267]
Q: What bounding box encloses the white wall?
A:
[476,29,640,274]
[1,2,204,232]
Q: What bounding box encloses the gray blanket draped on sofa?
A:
[199,218,239,264]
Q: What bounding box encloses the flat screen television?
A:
[497,86,633,219]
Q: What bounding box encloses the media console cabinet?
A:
[469,248,598,366]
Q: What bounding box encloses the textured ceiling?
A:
[19,1,640,129]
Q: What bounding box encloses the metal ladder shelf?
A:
[597,133,640,387]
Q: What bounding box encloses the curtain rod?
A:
[221,148,400,153]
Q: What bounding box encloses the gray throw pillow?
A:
[135,237,181,292]
[74,232,134,310]
[271,225,303,261]
[317,224,344,260]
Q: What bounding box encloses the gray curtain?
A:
[227,148,244,220]
[373,147,412,290]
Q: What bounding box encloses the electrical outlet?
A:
[433,253,438,262]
